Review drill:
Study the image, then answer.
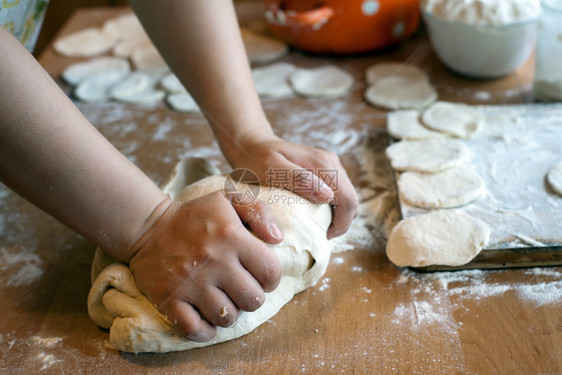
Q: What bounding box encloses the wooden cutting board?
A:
[395,103,562,271]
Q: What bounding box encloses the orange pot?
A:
[264,0,421,54]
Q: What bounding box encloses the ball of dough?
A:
[386,210,490,267]
[398,166,486,208]
[385,139,472,173]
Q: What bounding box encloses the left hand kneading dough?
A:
[88,172,333,353]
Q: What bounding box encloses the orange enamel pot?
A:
[264,0,421,54]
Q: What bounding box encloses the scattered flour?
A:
[0,247,43,287]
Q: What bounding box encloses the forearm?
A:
[130,0,275,163]
[0,27,167,261]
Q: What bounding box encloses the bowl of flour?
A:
[421,0,542,79]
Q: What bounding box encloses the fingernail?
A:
[316,179,333,197]
[269,222,283,241]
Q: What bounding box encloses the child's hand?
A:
[128,192,283,342]
[227,133,359,240]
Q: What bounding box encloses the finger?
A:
[163,299,217,342]
[195,285,239,328]
[237,237,282,293]
[230,196,283,244]
[263,159,334,202]
[220,265,266,312]
[327,176,359,239]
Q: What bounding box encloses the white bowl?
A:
[422,10,539,79]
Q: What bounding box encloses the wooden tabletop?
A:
[1,3,561,374]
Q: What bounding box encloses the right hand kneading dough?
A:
[88,173,333,353]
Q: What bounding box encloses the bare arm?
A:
[130,0,359,238]
[0,26,167,261]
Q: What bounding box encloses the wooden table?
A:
[1,3,561,374]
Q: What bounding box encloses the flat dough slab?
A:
[88,169,333,353]
[547,161,562,196]
[166,93,200,112]
[386,210,490,267]
[386,139,471,173]
[398,166,486,208]
[74,71,127,103]
[290,65,353,97]
[54,27,117,57]
[387,110,448,140]
[252,62,296,98]
[422,101,483,138]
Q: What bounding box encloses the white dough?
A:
[547,161,562,196]
[109,72,153,100]
[74,71,127,103]
[54,27,117,57]
[289,65,353,97]
[365,62,429,85]
[112,34,153,58]
[166,93,200,112]
[365,76,438,110]
[422,101,483,138]
[386,138,471,173]
[131,46,169,74]
[61,57,130,86]
[252,62,296,98]
[241,28,288,63]
[398,166,486,208]
[102,13,145,39]
[386,210,490,267]
[88,169,333,353]
[159,73,187,94]
[387,110,448,140]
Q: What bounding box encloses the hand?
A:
[128,193,283,342]
[226,132,359,239]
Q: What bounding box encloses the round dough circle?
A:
[62,57,130,86]
[422,101,483,138]
[166,93,200,112]
[74,71,127,103]
[547,161,562,196]
[290,66,353,97]
[387,110,448,140]
[386,139,472,173]
[241,28,288,63]
[398,167,486,208]
[386,210,490,267]
[54,27,117,57]
[365,77,438,110]
[252,62,296,98]
[159,73,187,94]
[365,62,429,85]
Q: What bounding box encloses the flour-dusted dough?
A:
[365,76,438,110]
[252,62,296,98]
[74,71,127,103]
[166,93,200,112]
[102,13,145,40]
[289,65,353,97]
[547,161,562,196]
[54,27,117,57]
[386,138,471,173]
[159,73,187,94]
[387,110,448,140]
[62,57,130,86]
[386,210,490,267]
[421,101,483,138]
[241,28,288,63]
[109,72,152,101]
[398,166,486,208]
[88,169,333,353]
[365,62,429,85]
